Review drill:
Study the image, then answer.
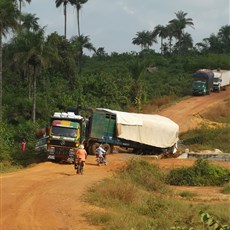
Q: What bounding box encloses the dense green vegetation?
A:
[165,158,230,186]
[0,1,230,167]
[84,159,230,229]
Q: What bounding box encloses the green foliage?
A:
[1,21,230,169]
[221,183,230,194]
[178,191,197,198]
[200,211,230,230]
[165,159,230,186]
[0,122,15,161]
[118,159,169,192]
[181,126,230,152]
[85,158,229,229]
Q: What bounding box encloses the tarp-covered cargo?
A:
[97,108,179,148]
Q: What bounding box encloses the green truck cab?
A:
[192,69,214,96]
[192,80,207,95]
[47,112,85,162]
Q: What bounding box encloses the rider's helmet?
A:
[79,144,84,149]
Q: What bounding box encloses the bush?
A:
[165,159,230,186]
[118,159,169,193]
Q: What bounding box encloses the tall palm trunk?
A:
[0,24,2,121]
[77,9,80,36]
[19,0,22,24]
[32,66,36,123]
[64,4,67,38]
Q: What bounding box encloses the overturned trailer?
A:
[81,108,179,155]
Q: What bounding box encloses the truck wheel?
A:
[91,142,100,155]
[102,143,111,154]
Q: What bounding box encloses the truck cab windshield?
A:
[51,126,77,138]
[193,81,205,87]
[213,78,221,83]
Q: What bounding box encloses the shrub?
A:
[118,159,169,193]
[165,159,230,186]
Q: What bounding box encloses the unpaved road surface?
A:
[1,88,230,230]
[158,87,230,132]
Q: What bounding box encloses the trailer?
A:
[212,69,230,92]
[77,108,179,155]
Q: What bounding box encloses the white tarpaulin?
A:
[97,108,179,148]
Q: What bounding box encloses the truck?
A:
[47,112,86,162]
[212,69,230,92]
[47,108,179,160]
[192,69,214,96]
[69,107,179,155]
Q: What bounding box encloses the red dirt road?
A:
[1,88,230,230]
[158,87,230,132]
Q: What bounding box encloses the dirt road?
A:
[1,88,230,230]
[158,87,230,132]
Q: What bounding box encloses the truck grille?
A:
[49,139,76,148]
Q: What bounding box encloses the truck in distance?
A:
[212,69,230,92]
[192,69,214,96]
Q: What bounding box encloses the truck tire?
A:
[91,142,100,155]
[102,143,112,154]
[91,142,112,155]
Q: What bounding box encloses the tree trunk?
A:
[77,9,80,36]
[0,26,3,121]
[64,5,67,38]
[32,66,36,123]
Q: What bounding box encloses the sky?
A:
[22,0,230,55]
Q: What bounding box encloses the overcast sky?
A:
[23,0,230,54]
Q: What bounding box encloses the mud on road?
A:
[1,88,230,230]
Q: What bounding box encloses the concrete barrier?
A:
[187,153,230,162]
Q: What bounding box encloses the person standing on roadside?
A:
[21,139,26,153]
[74,144,87,174]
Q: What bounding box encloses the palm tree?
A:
[153,25,167,54]
[55,0,69,38]
[70,0,88,36]
[165,23,176,54]
[18,0,31,14]
[70,34,95,73]
[169,10,194,52]
[132,31,157,50]
[217,25,230,53]
[20,13,39,32]
[12,22,59,122]
[178,32,193,53]
[0,0,19,121]
[18,0,31,24]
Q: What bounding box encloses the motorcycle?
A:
[96,154,107,166]
[74,158,85,174]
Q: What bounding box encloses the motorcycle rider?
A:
[74,144,87,174]
[96,144,107,165]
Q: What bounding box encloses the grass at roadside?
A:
[84,159,230,229]
[0,152,47,173]
[180,98,230,153]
